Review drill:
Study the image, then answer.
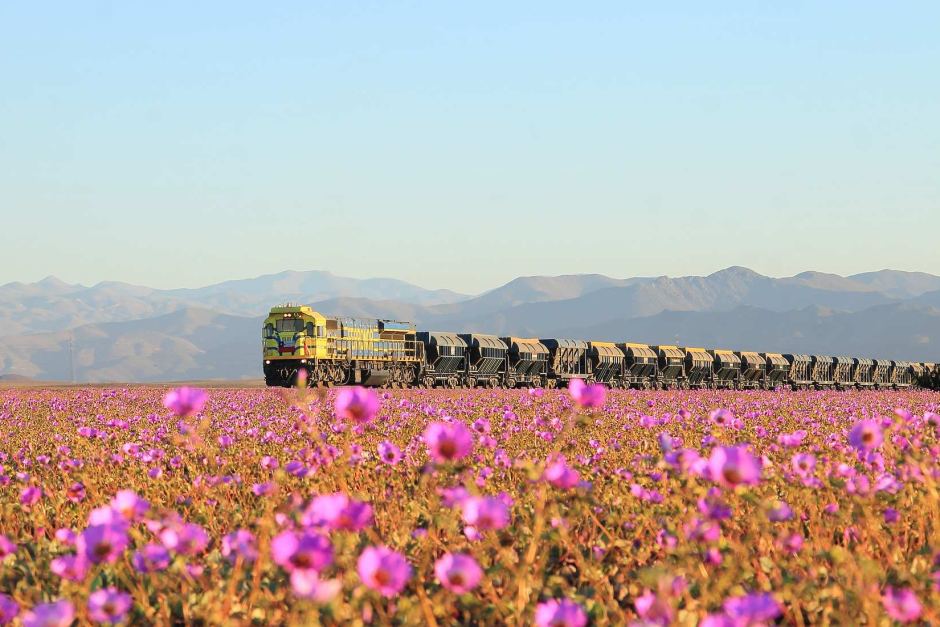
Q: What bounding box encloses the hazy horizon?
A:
[5,265,940,296]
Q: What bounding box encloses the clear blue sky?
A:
[1,2,938,293]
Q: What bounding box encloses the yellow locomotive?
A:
[262,305,420,387]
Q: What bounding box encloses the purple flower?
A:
[461,496,510,530]
[21,600,74,627]
[534,598,588,627]
[50,554,90,581]
[132,543,171,573]
[66,482,86,503]
[222,529,258,563]
[438,485,470,508]
[111,490,150,521]
[848,420,883,451]
[544,456,580,489]
[377,441,402,465]
[884,508,899,524]
[303,493,374,532]
[19,486,42,508]
[708,445,761,488]
[77,524,129,564]
[434,553,483,594]
[767,500,794,522]
[87,587,132,624]
[271,531,333,573]
[0,594,18,626]
[568,378,606,409]
[162,386,207,417]
[160,522,209,556]
[882,587,921,623]
[0,535,16,558]
[357,545,412,597]
[424,422,474,463]
[723,592,782,623]
[334,387,379,424]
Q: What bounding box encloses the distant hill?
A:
[0,270,467,336]
[0,308,260,382]
[551,303,940,362]
[2,266,938,381]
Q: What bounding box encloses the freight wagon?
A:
[262,305,934,391]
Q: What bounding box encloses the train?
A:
[262,304,937,390]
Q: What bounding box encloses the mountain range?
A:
[1,268,938,382]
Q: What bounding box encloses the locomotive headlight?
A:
[300,359,307,363]
[265,360,271,364]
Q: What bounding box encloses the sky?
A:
[1,2,938,294]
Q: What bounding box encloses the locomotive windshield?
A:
[275,319,305,333]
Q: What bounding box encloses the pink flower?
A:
[848,420,883,451]
[303,493,374,532]
[778,533,803,554]
[461,496,510,530]
[110,490,150,521]
[434,553,483,594]
[534,599,588,627]
[87,587,132,624]
[66,482,86,503]
[791,453,815,477]
[543,456,580,489]
[290,570,342,602]
[50,554,89,581]
[708,445,761,488]
[881,587,921,623]
[357,546,412,597]
[334,387,379,424]
[424,422,474,463]
[0,535,16,558]
[162,387,207,417]
[709,409,734,426]
[160,523,209,556]
[21,600,74,627]
[568,378,606,409]
[260,456,279,470]
[271,531,333,573]
[378,441,402,465]
[635,590,674,625]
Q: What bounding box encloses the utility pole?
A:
[68,334,76,383]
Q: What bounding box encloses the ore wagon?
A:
[618,343,659,389]
[588,342,624,387]
[416,332,468,388]
[501,337,549,388]
[458,334,508,388]
[736,351,766,389]
[541,339,591,388]
[712,350,741,389]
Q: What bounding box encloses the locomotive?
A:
[262,305,936,390]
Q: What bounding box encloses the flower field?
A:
[1,384,938,625]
